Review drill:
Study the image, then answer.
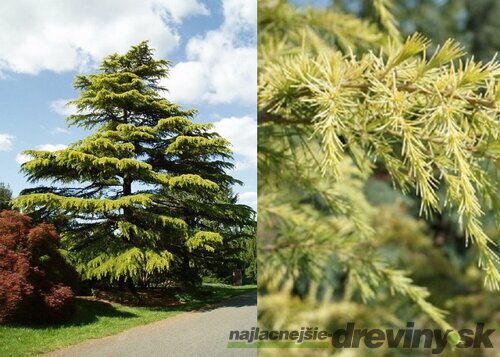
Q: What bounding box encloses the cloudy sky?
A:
[0,0,256,209]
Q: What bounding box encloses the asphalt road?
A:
[42,290,257,357]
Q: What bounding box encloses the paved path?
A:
[43,290,257,357]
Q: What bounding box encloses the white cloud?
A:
[165,62,208,101]
[50,99,77,117]
[213,116,256,168]
[161,1,209,23]
[164,0,256,105]
[16,153,31,165]
[16,144,68,164]
[0,134,14,151]
[15,154,30,165]
[16,154,31,165]
[38,144,68,152]
[0,0,203,76]
[221,0,257,31]
[237,191,257,209]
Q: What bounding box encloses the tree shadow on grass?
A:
[69,298,138,327]
[96,284,256,310]
[145,288,257,313]
[3,288,256,331]
[3,298,138,329]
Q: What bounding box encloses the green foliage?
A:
[14,42,255,287]
[258,0,499,351]
[242,232,257,282]
[201,224,257,284]
[0,183,12,211]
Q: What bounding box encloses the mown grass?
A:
[0,284,256,357]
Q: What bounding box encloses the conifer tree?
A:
[14,42,254,287]
[258,0,499,350]
[0,183,12,211]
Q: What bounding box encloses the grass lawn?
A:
[0,284,256,357]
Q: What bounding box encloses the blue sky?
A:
[0,0,256,209]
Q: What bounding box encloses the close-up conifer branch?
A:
[258,0,499,353]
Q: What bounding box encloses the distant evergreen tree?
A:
[0,183,12,211]
[14,42,255,287]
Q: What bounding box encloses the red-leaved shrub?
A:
[0,210,79,324]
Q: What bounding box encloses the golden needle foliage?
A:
[258,0,499,352]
